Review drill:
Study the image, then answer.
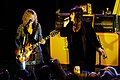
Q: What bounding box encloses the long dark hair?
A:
[70,6,83,19]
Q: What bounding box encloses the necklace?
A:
[72,22,81,32]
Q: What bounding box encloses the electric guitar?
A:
[15,30,59,63]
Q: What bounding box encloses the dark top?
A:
[15,23,44,65]
[60,21,102,66]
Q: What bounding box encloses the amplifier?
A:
[96,33,119,66]
[50,34,69,64]
[94,14,116,32]
[50,32,120,66]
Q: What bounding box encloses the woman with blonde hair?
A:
[15,8,46,79]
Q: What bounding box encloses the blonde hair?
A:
[22,9,38,25]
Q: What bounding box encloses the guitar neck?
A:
[32,30,59,49]
[44,35,50,41]
[32,35,50,49]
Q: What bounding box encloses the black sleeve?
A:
[85,21,102,49]
[60,22,72,37]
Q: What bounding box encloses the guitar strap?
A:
[23,35,26,46]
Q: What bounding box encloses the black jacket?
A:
[60,21,102,66]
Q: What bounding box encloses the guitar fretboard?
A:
[30,30,59,50]
[44,35,50,41]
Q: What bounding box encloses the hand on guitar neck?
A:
[40,39,46,44]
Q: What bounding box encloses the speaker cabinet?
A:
[96,33,119,66]
[50,33,69,64]
[50,32,119,66]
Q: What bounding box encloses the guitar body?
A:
[15,29,59,63]
[15,43,33,63]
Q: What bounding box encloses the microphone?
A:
[24,19,32,33]
[64,17,70,21]
[26,19,32,27]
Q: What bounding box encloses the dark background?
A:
[0,0,115,75]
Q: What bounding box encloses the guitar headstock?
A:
[50,30,59,37]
